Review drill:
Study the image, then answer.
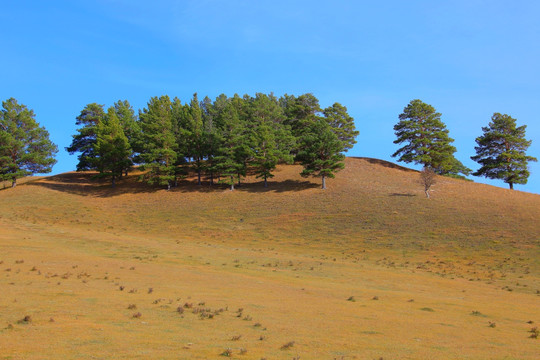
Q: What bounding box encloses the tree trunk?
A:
[425,190,430,198]
[230,176,234,191]
[112,175,116,188]
[509,183,514,190]
[167,181,171,191]
[264,174,268,188]
[321,174,326,190]
[125,169,128,177]
[11,178,16,188]
[197,169,201,185]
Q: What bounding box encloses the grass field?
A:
[0,157,538,359]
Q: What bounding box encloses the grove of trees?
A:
[2,94,537,193]
[66,93,358,190]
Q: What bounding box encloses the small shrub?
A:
[183,302,193,309]
[127,304,137,310]
[488,321,496,328]
[176,306,184,314]
[239,348,247,355]
[132,312,142,318]
[17,315,31,324]
[347,296,356,302]
[231,335,242,341]
[220,348,232,357]
[148,288,153,294]
[529,327,539,339]
[420,307,434,312]
[471,310,485,317]
[280,341,295,350]
[372,296,379,300]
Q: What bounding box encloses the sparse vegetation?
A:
[0,157,538,359]
[220,348,233,357]
[280,341,295,350]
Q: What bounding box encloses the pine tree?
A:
[113,100,139,175]
[186,93,206,185]
[201,95,221,185]
[392,99,470,177]
[471,113,537,190]
[138,96,178,190]
[66,103,105,171]
[0,98,58,187]
[323,102,359,153]
[297,118,345,189]
[281,93,321,139]
[250,93,295,187]
[93,107,132,187]
[214,102,245,190]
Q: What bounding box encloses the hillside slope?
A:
[0,157,539,359]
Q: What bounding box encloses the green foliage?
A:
[138,96,178,189]
[113,100,140,170]
[471,113,537,189]
[249,93,295,187]
[66,103,105,171]
[281,93,322,138]
[0,98,58,186]
[93,107,132,186]
[323,102,359,152]
[297,118,345,189]
[392,99,470,177]
[214,102,246,190]
[65,92,357,190]
[186,93,206,184]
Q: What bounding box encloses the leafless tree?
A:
[419,167,436,198]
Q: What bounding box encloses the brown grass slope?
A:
[0,157,538,359]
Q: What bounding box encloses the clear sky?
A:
[2,0,539,193]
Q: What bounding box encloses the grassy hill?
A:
[0,157,538,359]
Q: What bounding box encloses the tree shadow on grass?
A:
[351,157,417,173]
[389,193,417,197]
[26,172,320,197]
[171,179,319,193]
[26,172,160,198]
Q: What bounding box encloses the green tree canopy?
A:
[471,113,537,190]
[93,107,132,186]
[297,118,345,189]
[214,102,245,190]
[249,93,295,187]
[66,103,105,171]
[392,99,470,177]
[323,102,358,153]
[138,96,178,190]
[0,98,58,187]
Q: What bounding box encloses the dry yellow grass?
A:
[0,157,538,359]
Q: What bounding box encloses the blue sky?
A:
[1,0,539,193]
